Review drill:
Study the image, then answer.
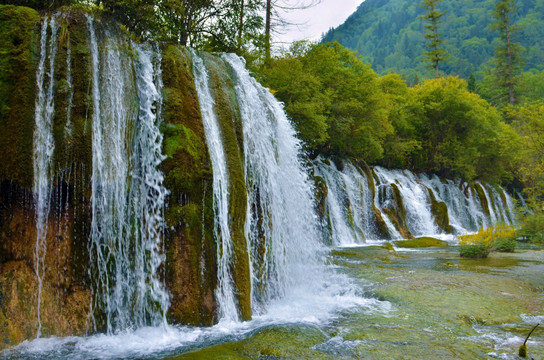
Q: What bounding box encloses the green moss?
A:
[0,5,40,188]
[472,183,490,217]
[381,183,413,239]
[204,53,251,321]
[52,12,93,175]
[172,325,329,360]
[394,237,449,248]
[428,187,453,233]
[314,175,328,218]
[161,45,216,326]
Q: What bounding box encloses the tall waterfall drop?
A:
[223,54,325,312]
[87,17,169,333]
[192,52,240,321]
[33,15,59,338]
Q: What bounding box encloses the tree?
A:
[259,41,390,160]
[419,0,448,78]
[406,76,514,182]
[491,0,525,106]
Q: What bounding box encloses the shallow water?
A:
[4,246,543,359]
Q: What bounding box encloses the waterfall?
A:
[223,54,324,311]
[320,159,518,242]
[129,43,170,327]
[191,52,239,321]
[33,15,59,338]
[87,17,169,333]
[315,160,376,245]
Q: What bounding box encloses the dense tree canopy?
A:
[323,0,544,80]
[258,42,390,161]
[258,42,521,185]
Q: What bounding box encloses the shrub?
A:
[458,224,518,257]
[459,243,491,258]
[493,238,517,252]
[517,211,544,244]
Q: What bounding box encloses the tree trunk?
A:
[265,0,272,65]
[237,0,245,51]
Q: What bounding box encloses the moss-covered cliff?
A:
[161,45,217,326]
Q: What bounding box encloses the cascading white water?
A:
[33,15,58,338]
[191,51,239,321]
[374,167,439,237]
[315,160,377,245]
[315,160,363,246]
[319,159,518,242]
[129,43,170,327]
[477,181,499,224]
[64,37,74,138]
[87,17,169,333]
[418,174,487,233]
[223,54,324,311]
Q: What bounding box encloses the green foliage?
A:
[0,0,73,9]
[458,224,519,257]
[493,237,517,252]
[419,0,448,77]
[517,211,544,244]
[458,243,490,258]
[405,76,515,182]
[490,0,525,106]
[259,41,390,161]
[507,102,544,203]
[323,0,544,79]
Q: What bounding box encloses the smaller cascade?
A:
[477,181,499,224]
[191,51,239,321]
[33,15,59,338]
[315,160,363,245]
[374,167,438,237]
[316,159,519,243]
[315,160,377,245]
[64,36,74,138]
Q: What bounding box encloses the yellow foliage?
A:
[458,224,517,246]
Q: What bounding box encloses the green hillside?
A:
[322,0,544,80]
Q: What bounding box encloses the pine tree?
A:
[419,0,448,78]
[491,0,524,105]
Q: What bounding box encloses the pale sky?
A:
[276,0,364,45]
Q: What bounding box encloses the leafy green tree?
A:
[0,0,73,8]
[406,76,514,182]
[491,0,525,105]
[378,74,421,169]
[418,0,448,77]
[507,101,544,203]
[259,41,390,161]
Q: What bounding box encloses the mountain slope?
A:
[322,0,544,80]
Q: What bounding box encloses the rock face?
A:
[0,7,222,346]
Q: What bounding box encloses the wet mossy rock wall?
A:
[0,6,254,344]
[201,53,251,321]
[0,7,93,348]
[160,45,217,326]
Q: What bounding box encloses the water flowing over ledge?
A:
[0,9,524,358]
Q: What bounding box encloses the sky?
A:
[276,0,363,45]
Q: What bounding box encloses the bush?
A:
[458,224,518,257]
[493,238,517,252]
[518,211,544,244]
[459,243,491,258]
